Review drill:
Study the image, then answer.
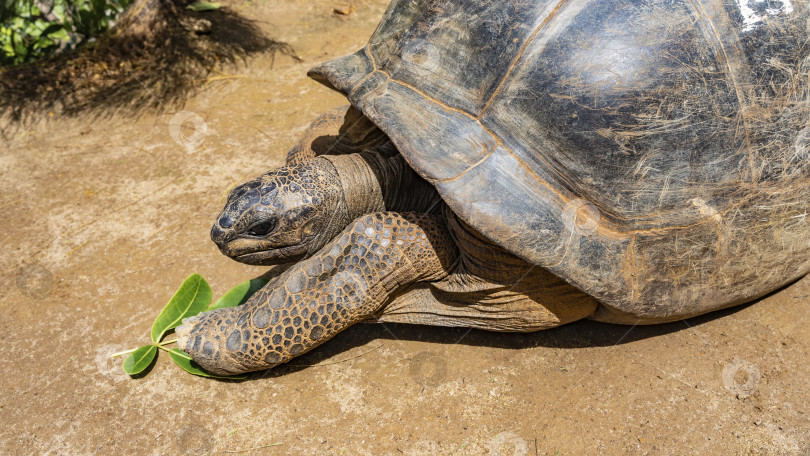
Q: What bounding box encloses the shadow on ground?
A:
[0,0,296,133]
[249,298,758,380]
[206,265,796,381]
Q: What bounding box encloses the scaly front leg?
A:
[176,212,457,375]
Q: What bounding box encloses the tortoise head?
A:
[211,159,348,265]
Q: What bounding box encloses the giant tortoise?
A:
[176,0,810,375]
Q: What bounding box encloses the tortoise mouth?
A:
[227,243,309,265]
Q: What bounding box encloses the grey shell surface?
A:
[309,0,810,323]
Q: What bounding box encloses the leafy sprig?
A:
[111,274,268,379]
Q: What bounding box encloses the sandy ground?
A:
[2,1,810,454]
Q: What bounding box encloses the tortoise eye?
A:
[247,218,277,237]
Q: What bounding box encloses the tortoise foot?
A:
[175,307,259,376]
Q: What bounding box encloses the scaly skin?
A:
[179,141,593,373]
[176,212,457,375]
[210,105,389,265]
[180,111,451,374]
[178,109,585,375]
[211,158,351,265]
[212,143,441,266]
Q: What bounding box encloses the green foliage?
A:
[0,0,134,66]
[122,344,157,375]
[112,274,264,380]
[168,348,241,379]
[208,278,269,311]
[150,273,212,343]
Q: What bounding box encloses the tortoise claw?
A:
[171,308,250,375]
[174,316,199,352]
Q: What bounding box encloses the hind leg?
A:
[372,268,597,332]
[372,211,597,331]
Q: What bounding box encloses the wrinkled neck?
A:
[321,147,442,220]
[321,153,386,220]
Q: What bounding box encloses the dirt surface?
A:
[2,1,810,454]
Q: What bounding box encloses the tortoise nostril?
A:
[210,224,223,241]
[210,224,233,245]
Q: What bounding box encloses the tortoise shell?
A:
[309,0,810,323]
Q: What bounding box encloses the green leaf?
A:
[49,27,68,41]
[77,9,95,34]
[208,278,269,311]
[169,349,246,379]
[91,0,106,14]
[122,344,157,375]
[38,23,64,38]
[186,1,221,11]
[151,274,212,343]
